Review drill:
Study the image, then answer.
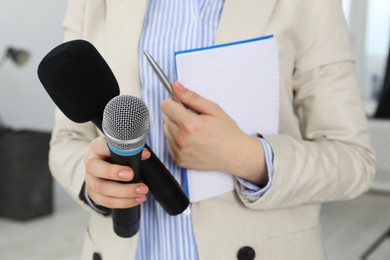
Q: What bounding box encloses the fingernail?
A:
[135,197,146,203]
[135,186,148,194]
[175,82,187,93]
[119,170,132,180]
[141,149,151,160]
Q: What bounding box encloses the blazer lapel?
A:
[216,0,278,44]
[104,0,147,97]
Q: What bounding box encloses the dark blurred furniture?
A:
[0,128,53,221]
[361,38,390,260]
[374,40,390,119]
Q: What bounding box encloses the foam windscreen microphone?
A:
[38,40,119,129]
[38,39,189,217]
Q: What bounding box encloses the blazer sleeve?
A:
[49,0,100,212]
[237,0,375,209]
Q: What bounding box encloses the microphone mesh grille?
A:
[103,95,150,151]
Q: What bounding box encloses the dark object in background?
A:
[0,46,30,69]
[0,128,53,221]
[374,41,390,119]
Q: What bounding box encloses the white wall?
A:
[0,0,68,131]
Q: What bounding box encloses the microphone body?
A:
[140,150,189,215]
[37,39,189,220]
[103,95,150,238]
[110,151,142,237]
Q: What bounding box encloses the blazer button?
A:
[237,246,256,260]
[93,252,102,260]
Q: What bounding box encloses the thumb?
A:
[172,81,219,115]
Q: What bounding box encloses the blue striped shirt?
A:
[136,0,274,259]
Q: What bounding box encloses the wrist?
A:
[227,134,268,186]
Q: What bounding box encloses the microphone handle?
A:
[91,118,189,215]
[110,150,142,238]
[142,144,189,215]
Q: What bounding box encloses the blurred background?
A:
[0,0,389,259]
[0,0,64,130]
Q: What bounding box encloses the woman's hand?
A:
[84,136,151,208]
[161,82,268,186]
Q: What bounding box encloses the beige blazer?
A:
[50,0,375,259]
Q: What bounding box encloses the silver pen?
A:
[143,49,184,106]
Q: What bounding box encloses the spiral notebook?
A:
[174,35,279,202]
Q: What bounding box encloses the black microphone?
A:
[102,95,150,237]
[37,39,119,128]
[37,39,189,216]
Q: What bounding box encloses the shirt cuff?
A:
[82,184,110,215]
[236,137,274,197]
